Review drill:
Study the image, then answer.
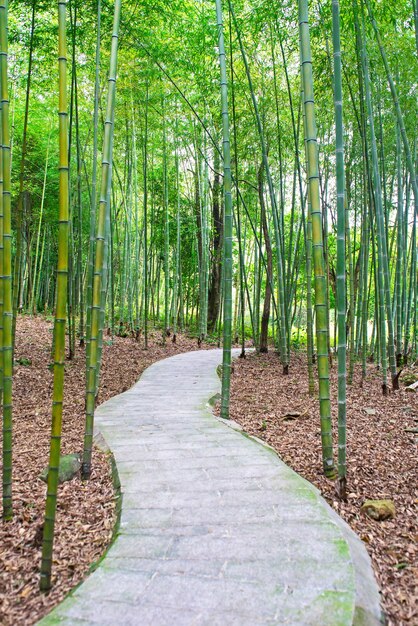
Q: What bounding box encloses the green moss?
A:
[333,537,351,559]
[39,454,81,484]
[208,392,221,407]
[400,372,418,386]
[353,605,385,626]
[15,356,32,366]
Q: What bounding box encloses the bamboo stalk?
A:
[332,0,347,497]
[82,0,121,480]
[215,0,233,419]
[40,0,70,590]
[0,0,13,521]
[298,0,335,477]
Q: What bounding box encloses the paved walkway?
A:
[40,349,382,626]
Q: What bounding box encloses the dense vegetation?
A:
[0,0,416,592]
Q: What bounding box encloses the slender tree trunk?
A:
[207,147,223,333]
[259,164,272,354]
[215,0,233,419]
[299,0,335,477]
[40,0,69,589]
[332,0,347,499]
[82,0,121,479]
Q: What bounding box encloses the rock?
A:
[281,411,301,421]
[364,408,376,416]
[361,499,395,521]
[39,453,81,484]
[406,381,418,392]
[281,410,309,421]
[208,392,221,407]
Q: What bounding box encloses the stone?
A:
[39,453,81,484]
[282,411,301,420]
[406,381,418,392]
[207,392,221,407]
[364,408,376,416]
[361,499,396,521]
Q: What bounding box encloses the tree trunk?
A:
[207,147,223,333]
[258,164,272,354]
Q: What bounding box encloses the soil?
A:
[227,349,417,626]
[0,316,213,626]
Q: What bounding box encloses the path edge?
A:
[210,396,385,625]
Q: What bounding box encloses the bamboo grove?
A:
[0,0,416,587]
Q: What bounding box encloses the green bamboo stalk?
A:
[402,176,410,361]
[74,55,84,344]
[0,95,4,491]
[361,181,370,380]
[228,24,247,357]
[360,5,398,392]
[332,0,347,497]
[163,107,170,339]
[86,0,101,376]
[0,0,13,520]
[172,118,181,342]
[404,198,416,360]
[143,82,149,349]
[258,164,273,354]
[215,0,233,419]
[131,94,140,336]
[95,136,113,390]
[31,129,51,314]
[395,121,404,365]
[346,191,356,385]
[39,0,69,589]
[82,0,121,480]
[298,0,335,477]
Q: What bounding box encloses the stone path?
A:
[39,349,382,626]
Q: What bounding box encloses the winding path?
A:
[40,349,382,626]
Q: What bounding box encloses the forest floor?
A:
[0,316,216,626]
[1,320,416,626]
[226,349,417,626]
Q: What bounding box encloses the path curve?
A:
[40,349,382,626]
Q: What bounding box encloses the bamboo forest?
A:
[0,0,417,625]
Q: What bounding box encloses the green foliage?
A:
[15,356,32,366]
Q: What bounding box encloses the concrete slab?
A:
[38,349,383,626]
